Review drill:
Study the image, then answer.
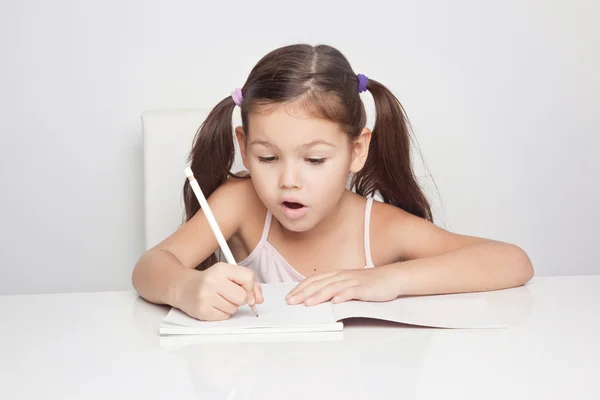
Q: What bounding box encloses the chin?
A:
[275,214,317,233]
[278,220,312,233]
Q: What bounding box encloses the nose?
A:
[279,161,301,189]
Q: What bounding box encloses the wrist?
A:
[168,266,199,307]
[385,262,411,298]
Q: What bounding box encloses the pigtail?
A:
[354,78,433,222]
[182,95,240,270]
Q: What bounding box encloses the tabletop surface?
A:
[1,275,598,400]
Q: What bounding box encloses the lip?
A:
[280,198,308,220]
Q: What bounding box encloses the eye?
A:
[258,156,277,163]
[307,158,326,165]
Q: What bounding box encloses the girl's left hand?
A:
[285,266,402,306]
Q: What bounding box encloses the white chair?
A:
[141,108,245,250]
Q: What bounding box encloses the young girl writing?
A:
[132,44,534,321]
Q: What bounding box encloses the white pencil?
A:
[184,166,259,317]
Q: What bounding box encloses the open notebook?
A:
[159,283,509,335]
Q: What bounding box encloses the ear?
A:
[349,127,371,173]
[235,126,250,169]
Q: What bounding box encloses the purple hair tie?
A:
[231,88,243,106]
[357,74,368,93]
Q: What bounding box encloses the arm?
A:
[375,204,534,296]
[382,240,533,296]
[131,178,254,306]
[132,247,197,306]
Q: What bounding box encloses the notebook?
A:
[159,283,509,335]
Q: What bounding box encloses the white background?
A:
[1,0,598,294]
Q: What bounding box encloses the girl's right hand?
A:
[175,262,264,321]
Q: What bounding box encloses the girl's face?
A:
[236,105,370,232]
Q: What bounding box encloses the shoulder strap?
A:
[363,197,375,267]
[259,208,273,245]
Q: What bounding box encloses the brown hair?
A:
[184,44,432,270]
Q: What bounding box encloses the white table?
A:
[1,276,598,400]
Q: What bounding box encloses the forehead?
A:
[247,105,346,148]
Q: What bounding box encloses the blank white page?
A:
[161,283,340,335]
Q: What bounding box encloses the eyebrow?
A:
[249,139,336,149]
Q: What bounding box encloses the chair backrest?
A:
[141,109,244,250]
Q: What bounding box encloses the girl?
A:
[132,44,534,321]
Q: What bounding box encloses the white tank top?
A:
[237,198,375,283]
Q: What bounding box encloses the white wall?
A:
[1,0,598,294]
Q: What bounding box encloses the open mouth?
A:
[282,201,305,209]
[280,200,309,220]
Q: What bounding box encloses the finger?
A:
[225,265,256,305]
[305,280,357,306]
[332,285,362,304]
[286,271,340,298]
[286,271,340,300]
[213,294,239,315]
[287,274,347,305]
[207,307,231,321]
[254,282,264,304]
[218,279,249,306]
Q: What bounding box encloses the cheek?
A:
[305,162,350,194]
[248,167,269,187]
[247,163,278,199]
